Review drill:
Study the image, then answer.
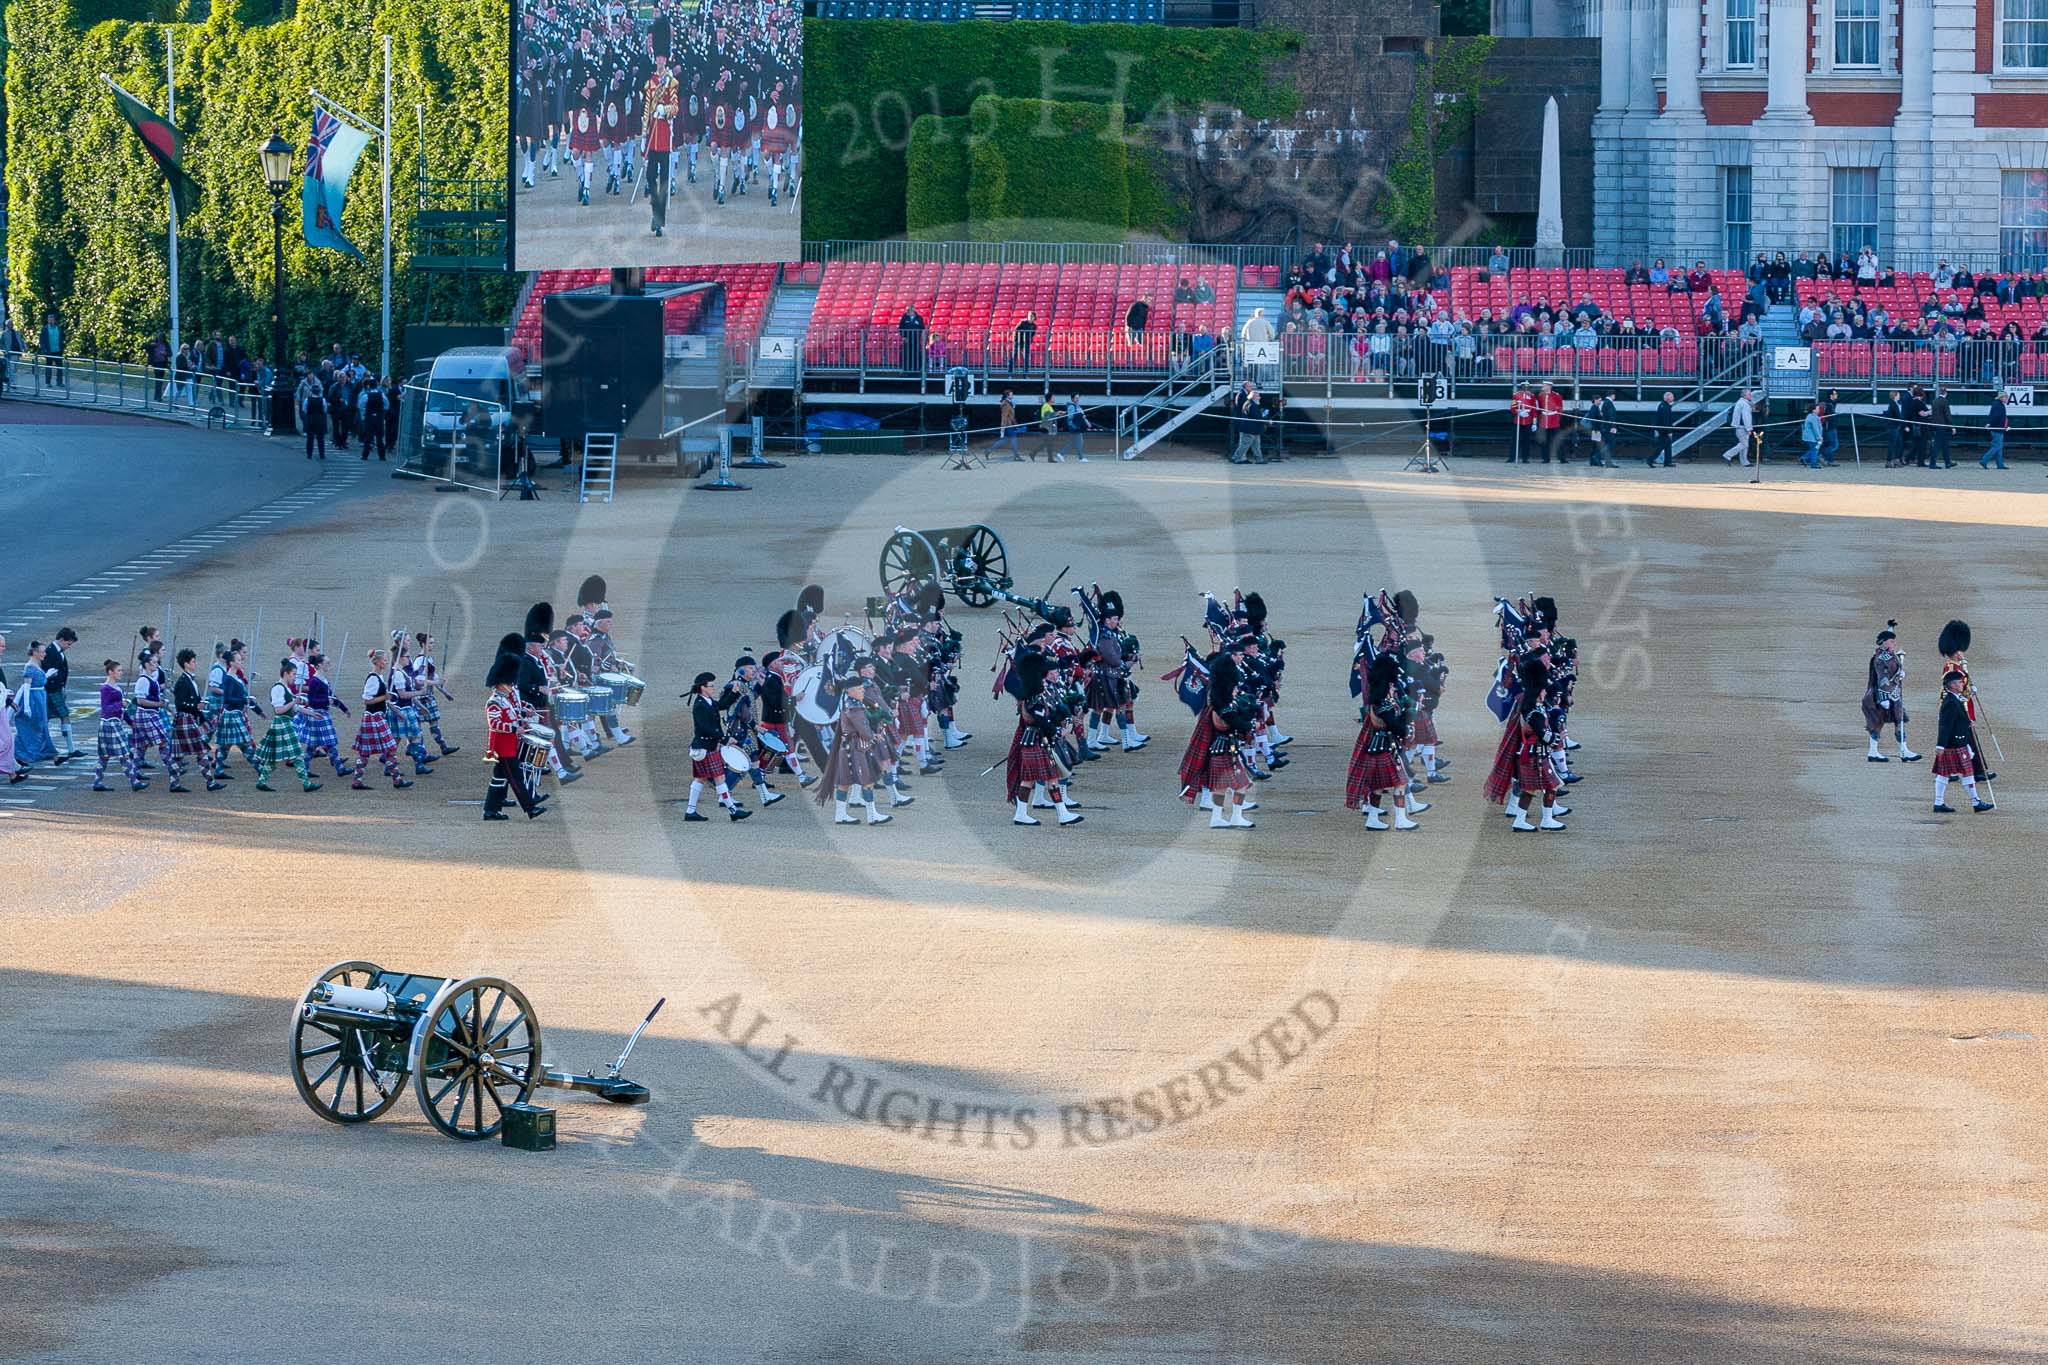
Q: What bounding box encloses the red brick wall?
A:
[1810,91,1903,122]
[1976,93,2048,125]
[1703,90,1771,123]
[1977,0,1995,72]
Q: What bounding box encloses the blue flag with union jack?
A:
[303,102,373,260]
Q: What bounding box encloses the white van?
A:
[420,346,519,467]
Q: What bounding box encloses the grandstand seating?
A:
[1793,273,2048,333]
[814,0,1166,18]
[509,263,780,363]
[801,258,1235,369]
[1446,267,1751,326]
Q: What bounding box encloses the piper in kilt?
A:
[1509,664,1567,832]
[300,653,354,776]
[252,660,322,793]
[683,670,751,822]
[1408,631,1449,783]
[1932,668,1994,813]
[1860,620,1919,762]
[352,650,415,789]
[1346,654,1419,830]
[90,661,147,792]
[209,647,260,781]
[1194,654,1253,829]
[1005,652,1081,827]
[168,649,223,792]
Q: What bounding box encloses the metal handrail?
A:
[1,352,268,428]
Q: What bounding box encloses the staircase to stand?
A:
[1669,343,1765,459]
[1116,351,1233,459]
[580,433,618,503]
[1762,303,1815,400]
[752,280,817,388]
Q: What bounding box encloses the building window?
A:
[2005,0,2048,69]
[1830,167,1880,260]
[1834,0,1881,66]
[2002,169,2048,270]
[1723,167,1753,267]
[1725,0,1757,66]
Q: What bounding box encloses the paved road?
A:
[0,405,389,624]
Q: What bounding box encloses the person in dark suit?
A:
[1010,311,1036,371]
[1928,388,1955,468]
[1651,391,1676,466]
[1982,392,2009,469]
[1883,390,1907,466]
[899,306,925,377]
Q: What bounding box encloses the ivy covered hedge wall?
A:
[965,96,1129,244]
[803,17,1299,244]
[4,0,513,366]
[904,114,970,240]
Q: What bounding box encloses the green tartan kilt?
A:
[254,717,306,770]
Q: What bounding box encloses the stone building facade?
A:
[1501,0,2048,267]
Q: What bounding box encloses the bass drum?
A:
[792,626,871,726]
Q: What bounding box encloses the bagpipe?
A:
[1161,637,1211,717]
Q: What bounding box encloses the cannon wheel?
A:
[289,959,410,1125]
[952,525,1007,608]
[411,976,543,1141]
[880,528,941,600]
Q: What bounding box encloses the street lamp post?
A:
[260,130,297,436]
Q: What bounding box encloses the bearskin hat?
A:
[524,602,554,643]
[497,632,527,659]
[578,574,608,607]
[1938,619,1971,657]
[1243,592,1267,628]
[1207,653,1238,709]
[774,610,804,649]
[1367,651,1402,700]
[797,584,825,617]
[914,581,947,620]
[486,654,521,688]
[1393,589,1419,625]
[1532,595,1558,629]
[1014,650,1050,697]
[1100,590,1125,619]
[1518,658,1549,697]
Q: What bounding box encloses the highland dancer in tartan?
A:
[168,648,223,792]
[1346,653,1419,830]
[209,645,261,781]
[91,660,148,793]
[352,650,415,789]
[1860,620,1919,762]
[410,632,461,757]
[128,648,172,776]
[1933,668,1994,813]
[386,636,437,776]
[252,660,323,793]
[299,652,354,777]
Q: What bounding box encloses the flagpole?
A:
[166,32,180,357]
[381,34,393,379]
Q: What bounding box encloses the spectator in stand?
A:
[1684,261,1712,294]
[1800,404,1825,468]
[1701,286,1726,329]
[1624,260,1650,286]
[1767,252,1793,303]
[1173,277,1195,304]
[1123,293,1150,348]
[1856,247,1879,286]
[1933,260,1955,290]
[1982,390,2010,470]
[1240,307,1274,346]
[1721,389,1755,467]
[1488,244,1512,276]
[1815,252,1838,281]
[1649,258,1671,287]
[145,334,172,401]
[1793,251,1819,280]
[1193,276,1216,305]
[1367,249,1392,285]
[1010,310,1036,371]
[898,304,925,377]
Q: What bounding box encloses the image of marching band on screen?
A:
[513,0,800,269]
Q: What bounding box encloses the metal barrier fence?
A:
[1,352,267,427]
[394,376,508,495]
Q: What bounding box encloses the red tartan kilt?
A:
[1409,709,1439,746]
[692,750,728,782]
[1482,722,1523,803]
[1516,746,1560,792]
[168,712,212,757]
[354,711,397,756]
[1207,751,1251,794]
[1933,746,1975,777]
[1345,733,1404,808]
[1008,741,1055,799]
[895,696,922,737]
[570,126,602,154]
[1177,712,1217,795]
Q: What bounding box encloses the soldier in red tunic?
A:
[641,52,678,237]
[483,655,544,821]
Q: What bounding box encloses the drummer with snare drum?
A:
[587,607,645,744]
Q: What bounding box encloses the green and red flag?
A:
[106,78,201,217]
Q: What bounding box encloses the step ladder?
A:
[580,434,618,504]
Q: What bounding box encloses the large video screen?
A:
[512,0,801,270]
